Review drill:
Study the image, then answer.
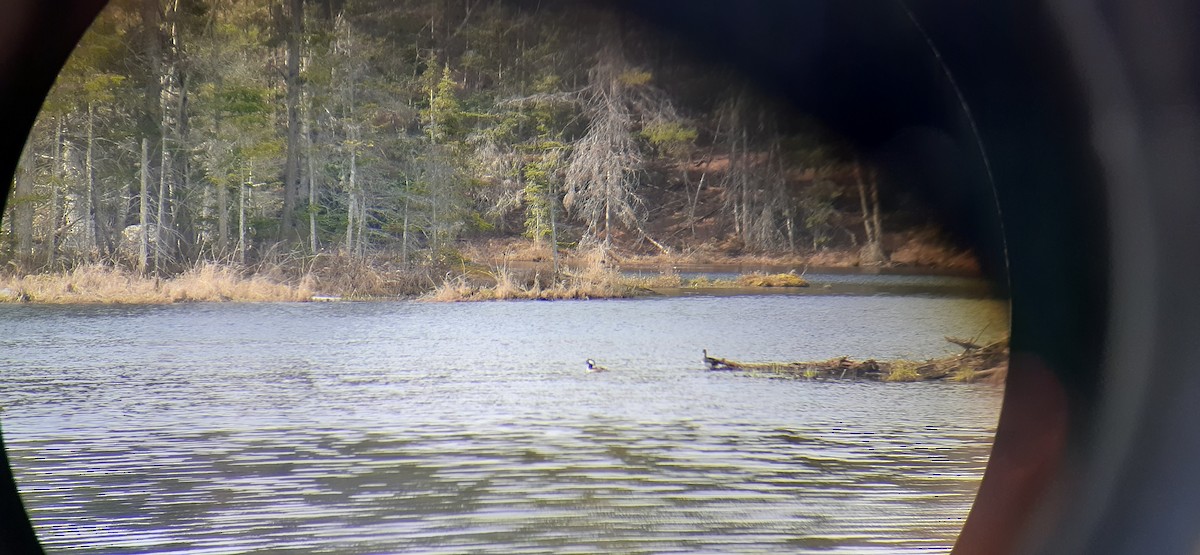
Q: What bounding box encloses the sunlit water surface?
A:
[1,289,1008,553]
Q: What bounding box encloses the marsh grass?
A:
[426,262,825,301]
[301,254,429,298]
[948,367,979,383]
[166,264,311,302]
[423,249,640,302]
[735,272,809,287]
[427,275,478,302]
[622,267,683,289]
[0,263,312,304]
[882,360,923,382]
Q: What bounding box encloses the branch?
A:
[497,89,585,107]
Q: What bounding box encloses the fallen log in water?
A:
[945,336,983,352]
[701,337,1009,384]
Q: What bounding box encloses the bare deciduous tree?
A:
[564,41,675,252]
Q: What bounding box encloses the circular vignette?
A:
[3,2,1199,554]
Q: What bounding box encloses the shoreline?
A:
[458,237,983,276]
[0,240,994,305]
[0,267,1000,306]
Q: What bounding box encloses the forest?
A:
[1,0,978,298]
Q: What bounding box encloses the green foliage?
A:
[468,212,495,232]
[640,121,697,155]
[884,361,922,382]
[21,0,889,275]
[521,150,560,241]
[533,74,561,93]
[217,85,271,117]
[798,180,842,250]
[426,66,466,144]
[249,214,280,236]
[617,69,653,87]
[82,73,126,104]
[239,138,284,162]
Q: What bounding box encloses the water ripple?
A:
[0,297,1005,553]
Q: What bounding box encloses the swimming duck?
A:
[586,359,609,372]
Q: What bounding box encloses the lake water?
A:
[0,287,1008,553]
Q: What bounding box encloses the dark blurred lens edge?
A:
[3,1,1198,554]
[0,2,108,552]
[1039,1,1200,553]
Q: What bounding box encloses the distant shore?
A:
[0,263,815,305]
[0,238,985,305]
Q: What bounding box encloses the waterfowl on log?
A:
[586,359,609,372]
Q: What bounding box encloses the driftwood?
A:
[702,337,1009,384]
[945,336,983,352]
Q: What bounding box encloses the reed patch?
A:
[0,263,312,304]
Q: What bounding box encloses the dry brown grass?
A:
[423,248,638,302]
[489,266,526,299]
[301,254,428,298]
[621,268,683,289]
[0,263,312,304]
[426,275,478,302]
[458,238,557,264]
[458,232,982,276]
[165,264,311,302]
[888,230,981,272]
[735,272,809,287]
[948,367,979,383]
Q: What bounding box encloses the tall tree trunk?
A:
[855,161,875,244]
[303,86,318,253]
[86,102,103,260]
[430,184,439,256]
[12,138,36,269]
[139,138,150,275]
[870,168,884,250]
[154,0,180,274]
[238,172,247,265]
[282,0,304,242]
[212,99,229,255]
[345,142,357,255]
[549,189,560,278]
[739,125,750,245]
[175,64,193,264]
[49,118,63,269]
[855,160,886,266]
[603,192,611,247]
[155,143,170,274]
[307,124,318,253]
[140,0,162,211]
[356,187,367,258]
[401,192,410,266]
[786,208,796,252]
[218,182,229,255]
[176,148,192,263]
